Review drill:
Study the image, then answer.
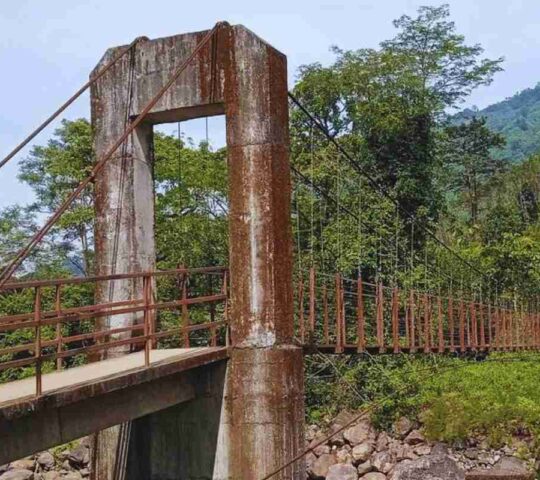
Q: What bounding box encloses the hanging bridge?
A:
[0,22,538,480]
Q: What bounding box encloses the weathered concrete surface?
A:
[125,361,227,479]
[0,349,228,466]
[90,23,303,479]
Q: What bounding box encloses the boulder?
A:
[376,432,391,452]
[67,446,89,467]
[327,464,358,480]
[36,452,55,470]
[467,456,534,480]
[344,420,375,446]
[404,430,425,446]
[372,451,394,474]
[42,473,60,480]
[336,447,353,464]
[7,461,34,472]
[62,473,83,480]
[393,417,413,438]
[388,454,465,480]
[0,471,34,480]
[352,443,374,463]
[361,473,387,480]
[309,453,337,479]
[357,460,373,476]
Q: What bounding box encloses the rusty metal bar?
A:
[54,285,63,371]
[298,275,305,344]
[334,274,344,354]
[376,282,385,353]
[0,37,145,172]
[323,283,329,344]
[34,287,42,397]
[409,290,416,353]
[448,296,455,352]
[392,287,399,353]
[181,270,190,348]
[459,299,466,352]
[437,296,444,353]
[309,267,316,335]
[209,274,217,347]
[143,274,151,367]
[423,293,430,354]
[356,274,365,353]
[470,301,478,350]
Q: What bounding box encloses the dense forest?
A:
[1,3,540,462]
[455,83,540,162]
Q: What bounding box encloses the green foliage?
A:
[305,353,540,449]
[455,83,540,162]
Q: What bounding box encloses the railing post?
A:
[437,295,444,353]
[423,293,430,354]
[356,274,365,353]
[459,299,466,353]
[209,273,217,347]
[309,267,316,336]
[409,290,416,353]
[298,275,305,344]
[448,296,455,352]
[34,287,42,397]
[334,273,344,354]
[323,283,329,345]
[55,285,63,371]
[376,281,385,353]
[392,287,400,354]
[181,269,190,348]
[143,274,151,367]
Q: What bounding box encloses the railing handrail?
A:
[0,266,227,291]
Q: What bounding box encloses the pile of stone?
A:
[305,413,536,480]
[0,439,90,480]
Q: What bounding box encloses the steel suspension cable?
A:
[0,22,226,288]
[288,92,493,285]
[0,36,147,171]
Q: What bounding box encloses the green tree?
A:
[441,117,506,225]
[292,4,503,230]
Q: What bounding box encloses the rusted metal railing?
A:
[0,266,228,398]
[294,269,540,354]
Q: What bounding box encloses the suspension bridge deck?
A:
[0,347,228,413]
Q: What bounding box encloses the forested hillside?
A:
[455,83,540,162]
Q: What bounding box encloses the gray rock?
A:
[327,464,358,480]
[404,430,425,446]
[309,453,337,479]
[413,444,432,456]
[388,454,465,480]
[372,451,394,474]
[37,452,55,470]
[393,417,413,438]
[0,470,34,480]
[360,473,387,480]
[344,420,375,446]
[67,446,89,467]
[352,442,374,463]
[313,443,331,457]
[357,460,373,476]
[62,473,83,480]
[494,456,530,472]
[7,461,34,472]
[42,473,60,480]
[376,432,391,452]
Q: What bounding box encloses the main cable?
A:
[0,36,147,171]
[0,22,227,288]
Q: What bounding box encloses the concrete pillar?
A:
[90,24,304,479]
[223,27,305,479]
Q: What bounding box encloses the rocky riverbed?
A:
[0,414,537,479]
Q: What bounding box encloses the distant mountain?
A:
[453,83,540,162]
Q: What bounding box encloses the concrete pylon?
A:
[91,24,304,479]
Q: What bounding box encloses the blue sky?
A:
[1,0,539,209]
